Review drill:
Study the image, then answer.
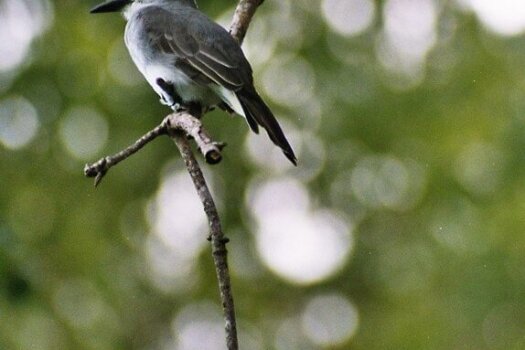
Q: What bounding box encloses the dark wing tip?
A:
[284,149,298,166]
[236,90,297,166]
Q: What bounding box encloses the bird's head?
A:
[90,0,197,14]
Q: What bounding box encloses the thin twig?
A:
[229,0,265,44]
[84,112,224,187]
[84,123,167,186]
[170,130,237,350]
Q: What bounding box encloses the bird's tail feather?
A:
[236,90,297,165]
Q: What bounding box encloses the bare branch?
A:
[229,0,265,44]
[169,130,238,350]
[84,123,167,187]
[84,112,224,187]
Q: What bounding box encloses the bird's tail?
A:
[236,89,297,165]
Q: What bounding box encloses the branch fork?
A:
[84,112,224,187]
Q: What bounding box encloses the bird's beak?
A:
[90,0,131,13]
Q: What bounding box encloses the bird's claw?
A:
[171,103,184,112]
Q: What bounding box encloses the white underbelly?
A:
[144,62,220,105]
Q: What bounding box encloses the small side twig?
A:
[84,123,167,186]
[84,112,224,187]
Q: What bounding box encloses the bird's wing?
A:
[141,6,250,92]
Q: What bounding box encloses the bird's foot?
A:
[159,96,184,112]
[170,103,184,112]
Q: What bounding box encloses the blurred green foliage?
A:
[1,0,525,349]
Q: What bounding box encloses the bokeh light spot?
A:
[59,106,108,160]
[350,155,426,210]
[13,310,65,350]
[261,55,316,108]
[146,170,208,259]
[430,197,490,254]
[144,168,210,293]
[0,96,39,150]
[247,177,353,284]
[172,302,226,350]
[301,293,359,346]
[377,0,438,87]
[322,0,375,36]
[0,0,53,72]
[461,0,525,36]
[274,317,316,350]
[52,279,108,329]
[144,235,199,294]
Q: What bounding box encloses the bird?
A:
[90,0,297,165]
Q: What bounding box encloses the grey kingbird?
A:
[90,0,297,165]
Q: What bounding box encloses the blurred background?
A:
[1,0,525,349]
